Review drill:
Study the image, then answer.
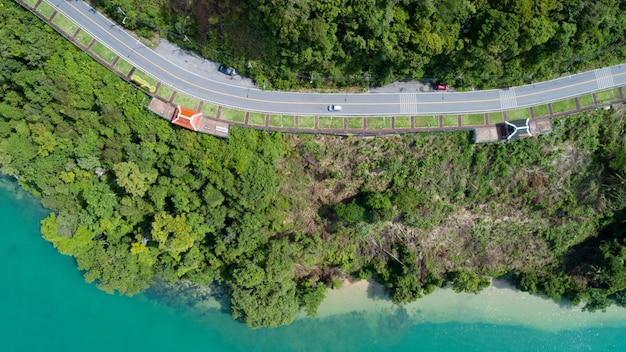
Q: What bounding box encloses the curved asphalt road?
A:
[46,0,626,116]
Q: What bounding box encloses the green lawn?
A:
[269,115,295,128]
[52,13,78,35]
[533,104,550,117]
[505,108,529,121]
[219,107,246,123]
[442,115,459,127]
[113,57,133,76]
[90,41,117,64]
[156,84,174,101]
[577,94,595,107]
[24,0,38,7]
[298,116,316,129]
[172,93,200,110]
[595,88,620,103]
[318,116,344,129]
[414,115,439,128]
[201,103,219,117]
[461,113,486,126]
[130,69,157,93]
[36,1,55,19]
[367,117,392,130]
[248,112,266,126]
[394,116,411,129]
[488,112,504,124]
[75,30,93,47]
[346,117,364,129]
[551,98,577,114]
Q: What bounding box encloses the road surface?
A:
[38,0,626,116]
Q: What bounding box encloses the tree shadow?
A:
[366,280,390,300]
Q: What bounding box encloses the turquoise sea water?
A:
[1,178,625,352]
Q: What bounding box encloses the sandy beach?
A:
[307,279,626,331]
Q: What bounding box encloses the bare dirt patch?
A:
[148,97,175,121]
[474,126,500,143]
[370,80,434,93]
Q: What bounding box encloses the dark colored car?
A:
[218,64,235,76]
[434,83,450,91]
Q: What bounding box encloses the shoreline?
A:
[304,279,626,331]
[4,171,625,333]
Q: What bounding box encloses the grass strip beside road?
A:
[488,112,504,124]
[201,103,219,117]
[578,94,595,107]
[318,116,344,129]
[461,113,486,126]
[551,98,576,114]
[270,115,294,128]
[346,117,364,129]
[533,104,550,117]
[24,0,38,7]
[442,115,458,127]
[248,112,266,126]
[113,57,133,76]
[298,116,315,129]
[172,93,200,110]
[414,115,439,128]
[367,117,391,129]
[156,84,174,101]
[130,69,157,93]
[36,1,55,19]
[52,12,78,35]
[220,107,246,122]
[505,108,529,121]
[394,116,411,129]
[596,88,620,103]
[75,30,93,47]
[90,41,116,64]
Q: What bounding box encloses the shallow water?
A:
[0,178,624,352]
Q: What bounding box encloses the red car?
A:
[435,84,450,91]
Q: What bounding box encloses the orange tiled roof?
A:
[172,106,202,131]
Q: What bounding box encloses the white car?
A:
[328,105,342,111]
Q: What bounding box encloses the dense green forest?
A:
[3,0,626,329]
[92,0,626,89]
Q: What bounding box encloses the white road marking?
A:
[399,93,418,115]
[499,88,518,109]
[595,68,615,90]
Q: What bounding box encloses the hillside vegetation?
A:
[93,0,626,89]
[2,0,626,328]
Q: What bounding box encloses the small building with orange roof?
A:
[172,105,202,131]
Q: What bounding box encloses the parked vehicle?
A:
[327,105,342,111]
[218,64,235,76]
[434,83,450,91]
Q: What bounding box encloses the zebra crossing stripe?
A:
[499,88,518,110]
[595,68,614,90]
[399,93,418,114]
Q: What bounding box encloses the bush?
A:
[364,192,394,222]
[334,201,367,225]
[449,270,491,294]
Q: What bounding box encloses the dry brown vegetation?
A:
[275,109,616,293]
